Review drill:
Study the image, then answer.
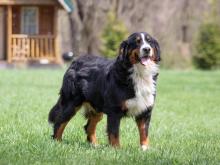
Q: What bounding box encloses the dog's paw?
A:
[91,143,99,148]
[141,145,150,151]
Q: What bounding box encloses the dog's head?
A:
[118,32,161,66]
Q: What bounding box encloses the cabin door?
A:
[0,7,5,60]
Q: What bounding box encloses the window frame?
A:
[21,6,39,35]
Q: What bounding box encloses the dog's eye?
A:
[146,36,151,42]
[136,38,141,44]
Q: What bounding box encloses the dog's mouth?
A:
[139,56,151,66]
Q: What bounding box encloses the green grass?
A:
[0,69,220,165]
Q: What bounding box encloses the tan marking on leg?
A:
[54,104,82,141]
[55,122,68,141]
[108,134,120,147]
[136,119,149,147]
[86,113,103,144]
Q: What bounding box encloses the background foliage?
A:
[63,0,220,69]
[100,11,128,58]
[193,22,220,69]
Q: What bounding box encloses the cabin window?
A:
[21,7,38,35]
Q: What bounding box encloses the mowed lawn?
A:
[0,68,220,165]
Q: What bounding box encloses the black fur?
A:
[48,32,160,145]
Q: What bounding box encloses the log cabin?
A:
[0,0,73,64]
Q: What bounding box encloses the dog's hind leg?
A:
[48,96,83,141]
[84,111,103,145]
[53,121,68,141]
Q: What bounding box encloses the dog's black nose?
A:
[143,47,151,54]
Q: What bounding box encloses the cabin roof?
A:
[0,0,73,12]
[58,0,73,13]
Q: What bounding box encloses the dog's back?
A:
[48,55,112,125]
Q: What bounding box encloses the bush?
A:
[100,11,128,58]
[193,23,220,69]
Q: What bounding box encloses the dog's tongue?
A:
[140,57,150,66]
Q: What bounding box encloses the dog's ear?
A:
[153,39,161,62]
[118,40,128,61]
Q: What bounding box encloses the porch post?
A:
[7,5,12,63]
[54,6,62,64]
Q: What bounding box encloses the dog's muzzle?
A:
[139,47,152,66]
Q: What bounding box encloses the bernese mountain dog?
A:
[48,32,161,151]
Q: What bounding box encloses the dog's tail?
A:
[48,68,78,125]
[48,97,62,124]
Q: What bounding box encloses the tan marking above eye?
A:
[136,37,141,43]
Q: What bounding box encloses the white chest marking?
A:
[125,62,158,116]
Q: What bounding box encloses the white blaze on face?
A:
[140,33,153,57]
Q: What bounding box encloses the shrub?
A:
[193,23,220,69]
[100,11,128,58]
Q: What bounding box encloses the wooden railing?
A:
[10,34,58,62]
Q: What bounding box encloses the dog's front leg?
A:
[107,113,122,147]
[135,109,152,151]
